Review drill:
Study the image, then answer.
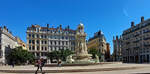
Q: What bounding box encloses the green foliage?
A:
[88,48,101,59]
[60,49,74,61]
[6,46,34,65]
[47,49,74,62]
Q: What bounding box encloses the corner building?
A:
[87,30,107,61]
[113,36,122,61]
[0,26,18,64]
[122,17,150,63]
[26,24,76,60]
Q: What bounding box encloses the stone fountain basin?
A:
[44,62,122,67]
[74,54,92,59]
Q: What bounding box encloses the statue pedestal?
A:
[73,54,92,63]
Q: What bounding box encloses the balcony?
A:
[144,44,150,47]
[144,30,150,33]
[133,40,140,43]
[133,46,140,49]
[144,37,150,40]
[126,42,130,45]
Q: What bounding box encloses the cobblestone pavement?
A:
[0,63,150,74]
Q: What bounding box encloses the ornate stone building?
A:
[0,26,18,64]
[26,24,76,59]
[122,16,150,63]
[15,37,27,50]
[87,30,108,61]
[113,36,122,61]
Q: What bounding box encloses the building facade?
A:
[113,36,122,61]
[26,24,76,60]
[16,37,27,50]
[0,26,18,64]
[122,17,150,63]
[105,43,111,61]
[87,30,108,61]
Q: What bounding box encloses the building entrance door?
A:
[147,55,149,63]
[135,55,138,63]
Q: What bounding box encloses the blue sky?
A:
[0,0,150,54]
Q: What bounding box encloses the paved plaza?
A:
[0,63,150,74]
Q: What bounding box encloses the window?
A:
[29,40,31,44]
[41,46,44,50]
[37,53,39,56]
[41,53,44,56]
[59,41,60,45]
[36,40,39,44]
[66,37,68,39]
[32,40,35,44]
[41,35,43,38]
[41,41,44,44]
[55,47,56,51]
[71,42,75,45]
[32,46,35,50]
[45,41,47,44]
[37,46,40,50]
[28,34,31,37]
[44,35,47,38]
[55,41,56,45]
[29,46,31,50]
[36,34,39,38]
[51,41,52,45]
[32,34,35,38]
[62,36,64,39]
[45,47,47,50]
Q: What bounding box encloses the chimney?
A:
[47,24,49,28]
[4,26,6,29]
[9,31,12,34]
[141,16,144,22]
[113,36,115,40]
[67,25,70,29]
[131,21,134,27]
[116,36,118,40]
[120,35,122,39]
[31,24,35,27]
[60,24,62,28]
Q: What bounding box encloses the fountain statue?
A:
[66,55,74,63]
[73,23,92,63]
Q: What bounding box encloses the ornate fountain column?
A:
[74,23,92,62]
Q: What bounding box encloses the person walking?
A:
[12,61,15,68]
[41,58,45,67]
[57,59,62,67]
[35,59,42,73]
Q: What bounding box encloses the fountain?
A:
[66,23,96,64]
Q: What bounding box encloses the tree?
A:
[47,50,61,63]
[47,49,74,62]
[6,46,34,65]
[88,48,101,59]
[60,49,74,61]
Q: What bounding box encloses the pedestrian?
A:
[35,59,42,73]
[12,61,15,68]
[41,58,45,67]
[57,59,62,67]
